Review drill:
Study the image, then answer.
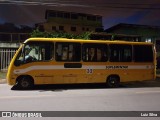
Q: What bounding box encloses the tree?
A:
[30,29,92,40]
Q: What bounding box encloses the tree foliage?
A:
[30,29,92,40]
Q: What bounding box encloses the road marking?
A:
[0,94,55,99]
[136,91,160,94]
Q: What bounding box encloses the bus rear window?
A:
[134,45,153,62]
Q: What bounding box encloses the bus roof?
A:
[24,37,153,45]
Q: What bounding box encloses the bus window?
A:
[109,44,132,62]
[134,45,153,62]
[55,42,81,62]
[83,43,108,62]
[14,42,54,65]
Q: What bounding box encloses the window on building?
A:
[57,12,63,18]
[56,42,81,62]
[145,38,152,43]
[52,26,56,31]
[83,43,108,62]
[71,27,76,32]
[48,12,56,17]
[87,15,96,21]
[71,13,78,19]
[97,16,102,22]
[64,12,70,19]
[92,16,96,21]
[79,13,86,19]
[86,28,89,31]
[109,44,132,62]
[134,45,153,62]
[59,26,64,31]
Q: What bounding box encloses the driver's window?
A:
[14,42,54,65]
[25,44,42,61]
[24,42,54,63]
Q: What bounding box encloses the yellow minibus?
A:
[7,38,156,89]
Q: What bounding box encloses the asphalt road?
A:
[0,82,160,120]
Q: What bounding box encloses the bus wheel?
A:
[17,76,34,89]
[107,75,120,88]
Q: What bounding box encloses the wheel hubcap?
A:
[21,80,29,88]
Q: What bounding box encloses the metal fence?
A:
[0,49,17,71]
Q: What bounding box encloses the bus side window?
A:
[89,48,96,61]
[97,48,102,61]
[56,44,62,61]
[62,47,69,60]
[83,43,108,62]
[109,44,132,62]
[56,42,81,62]
[39,43,54,61]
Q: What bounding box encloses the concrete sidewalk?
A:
[0,71,7,84]
[0,79,6,84]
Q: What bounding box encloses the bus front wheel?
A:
[107,75,120,88]
[17,76,34,89]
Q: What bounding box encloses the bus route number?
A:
[86,69,93,74]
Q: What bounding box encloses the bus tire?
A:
[17,76,34,89]
[107,75,120,88]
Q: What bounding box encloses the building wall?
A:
[0,43,20,48]
[41,22,97,34]
[37,10,103,34]
[105,23,160,43]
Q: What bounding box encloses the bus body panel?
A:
[8,62,155,85]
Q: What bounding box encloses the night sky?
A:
[0,0,160,29]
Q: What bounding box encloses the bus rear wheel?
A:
[17,76,34,89]
[107,75,120,88]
